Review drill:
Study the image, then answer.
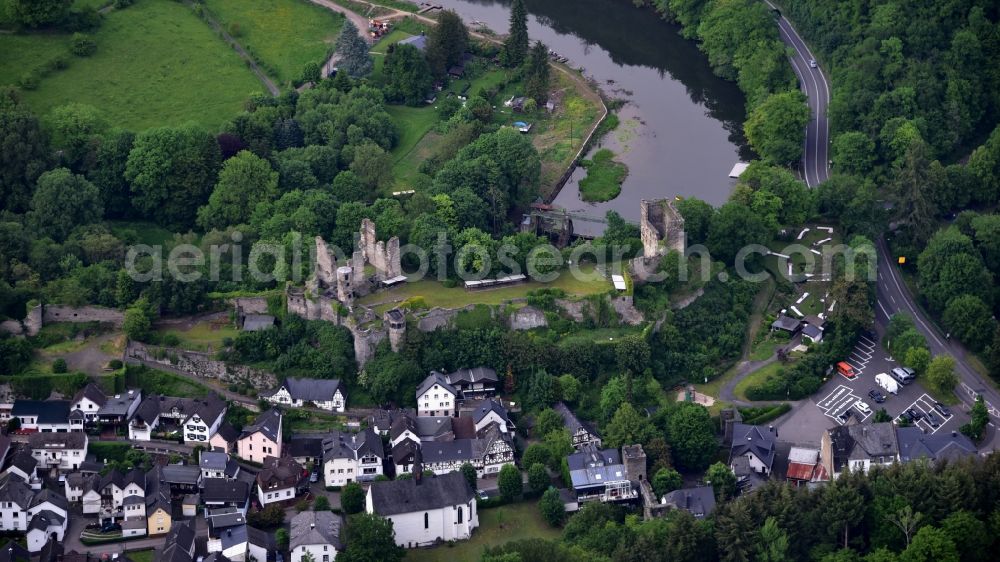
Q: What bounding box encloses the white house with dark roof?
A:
[202,478,250,514]
[256,456,304,506]
[444,367,499,400]
[365,468,478,548]
[237,409,283,465]
[290,510,343,562]
[263,378,345,413]
[729,423,776,476]
[472,399,512,435]
[211,421,239,453]
[26,489,68,552]
[420,425,513,478]
[416,373,458,417]
[28,431,87,474]
[129,395,161,441]
[4,449,38,484]
[201,452,240,481]
[97,389,142,427]
[182,400,227,445]
[70,383,106,423]
[10,400,81,433]
[322,429,384,486]
[896,427,976,463]
[821,422,899,479]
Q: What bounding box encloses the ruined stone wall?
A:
[360,218,378,266]
[125,341,278,388]
[0,320,23,336]
[351,325,386,368]
[43,305,124,327]
[385,238,401,279]
[414,307,464,332]
[508,306,548,331]
[228,297,269,315]
[639,199,686,259]
[286,290,341,324]
[315,236,337,288]
[554,299,587,322]
[611,296,644,326]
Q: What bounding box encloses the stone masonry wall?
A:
[126,341,278,388]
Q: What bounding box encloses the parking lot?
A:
[817,385,872,425]
[895,393,955,434]
[840,333,876,377]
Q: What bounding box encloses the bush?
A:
[19,72,40,90]
[51,358,68,374]
[341,482,365,514]
[738,404,791,425]
[228,22,242,38]
[71,33,97,57]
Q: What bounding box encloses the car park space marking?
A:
[817,385,871,424]
[896,393,953,434]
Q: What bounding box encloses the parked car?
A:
[934,402,953,417]
[854,400,871,414]
[900,410,915,423]
[868,389,886,403]
[837,361,857,379]
[840,408,853,421]
[906,408,923,421]
[478,490,489,501]
[926,411,942,427]
[101,522,121,533]
[891,367,916,384]
[309,471,319,483]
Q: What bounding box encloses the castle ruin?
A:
[639,199,686,259]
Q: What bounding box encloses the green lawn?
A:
[155,320,239,353]
[371,29,414,55]
[357,264,612,311]
[9,0,263,130]
[732,361,786,401]
[386,104,441,187]
[126,550,155,562]
[405,501,561,562]
[202,0,344,83]
[0,33,71,85]
[578,148,627,202]
[125,365,210,398]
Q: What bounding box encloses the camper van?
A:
[875,372,899,395]
[836,361,856,379]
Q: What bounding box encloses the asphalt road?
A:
[875,237,1000,433]
[764,1,830,187]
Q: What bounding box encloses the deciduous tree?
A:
[197,150,278,231]
[28,167,102,241]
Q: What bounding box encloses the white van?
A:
[875,373,898,395]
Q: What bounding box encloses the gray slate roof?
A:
[446,367,498,387]
[730,423,776,469]
[268,377,342,403]
[567,448,621,472]
[896,427,977,462]
[416,372,457,400]
[828,422,899,472]
[290,511,343,550]
[472,399,508,425]
[240,408,282,442]
[72,383,107,408]
[97,390,140,417]
[771,315,801,332]
[662,486,716,518]
[322,429,384,462]
[11,400,71,424]
[200,452,230,471]
[398,34,427,52]
[368,471,473,516]
[202,478,249,504]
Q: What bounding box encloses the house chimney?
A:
[413,445,424,485]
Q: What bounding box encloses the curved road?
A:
[765,1,830,187]
[875,238,1000,426]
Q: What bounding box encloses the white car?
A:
[808,59,818,68]
[854,400,871,414]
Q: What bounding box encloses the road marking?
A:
[897,393,953,434]
[877,300,891,318]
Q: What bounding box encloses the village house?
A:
[365,464,478,548]
[419,426,514,478]
[729,424,777,491]
[895,427,977,463]
[25,489,68,553]
[10,400,82,433]
[181,399,227,445]
[146,478,173,536]
[128,395,161,441]
[322,429,384,487]
[257,456,304,506]
[206,507,249,561]
[471,399,513,435]
[159,522,196,562]
[416,373,458,417]
[660,486,716,519]
[290,510,343,562]
[4,449,39,485]
[202,479,250,514]
[200,452,240,481]
[28,432,87,475]
[289,436,325,468]
[70,384,106,424]
[566,447,637,505]
[237,409,283,465]
[821,422,899,478]
[210,421,239,454]
[784,446,829,487]
[553,402,602,450]
[263,377,346,413]
[96,389,143,428]
[444,367,500,401]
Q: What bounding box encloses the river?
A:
[432,0,752,235]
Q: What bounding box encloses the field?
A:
[154,319,239,353]
[357,264,612,312]
[732,361,786,401]
[202,0,344,83]
[386,103,441,187]
[405,501,561,562]
[124,365,210,398]
[4,0,264,130]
